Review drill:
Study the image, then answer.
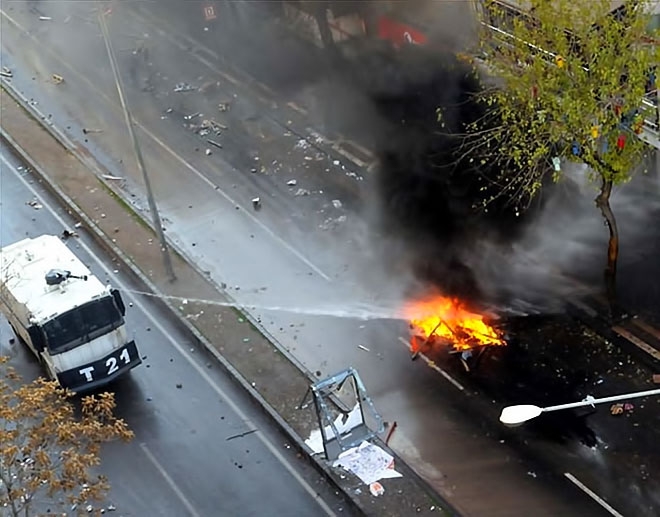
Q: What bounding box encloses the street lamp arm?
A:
[542,388,660,413]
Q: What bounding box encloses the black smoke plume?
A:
[340,43,548,304]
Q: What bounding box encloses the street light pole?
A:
[500,387,660,425]
[97,8,176,282]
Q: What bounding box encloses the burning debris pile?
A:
[404,295,506,359]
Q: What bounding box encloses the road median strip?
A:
[1,83,452,516]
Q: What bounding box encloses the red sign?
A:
[377,16,427,48]
[203,4,217,21]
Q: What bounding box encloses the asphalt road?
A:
[2,2,660,516]
[0,143,355,516]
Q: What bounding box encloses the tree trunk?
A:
[314,3,335,50]
[594,177,619,318]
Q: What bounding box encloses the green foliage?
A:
[473,0,659,205]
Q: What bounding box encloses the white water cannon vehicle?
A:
[0,235,141,391]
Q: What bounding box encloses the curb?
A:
[0,82,366,516]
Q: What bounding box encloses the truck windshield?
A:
[42,296,124,354]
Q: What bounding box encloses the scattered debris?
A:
[205,148,212,156]
[319,215,347,231]
[207,139,223,149]
[610,403,624,415]
[189,118,224,137]
[305,404,363,454]
[369,482,385,497]
[332,199,342,209]
[61,229,78,240]
[226,428,258,441]
[0,66,12,78]
[252,197,261,210]
[333,160,340,166]
[358,344,370,352]
[217,101,231,112]
[102,174,123,181]
[333,440,402,485]
[184,112,201,121]
[286,179,297,186]
[51,74,64,84]
[173,82,196,92]
[384,421,397,446]
[294,188,310,197]
[527,471,537,478]
[26,199,43,210]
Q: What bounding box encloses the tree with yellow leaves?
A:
[471,0,660,313]
[0,357,133,516]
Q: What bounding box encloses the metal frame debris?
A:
[300,367,384,461]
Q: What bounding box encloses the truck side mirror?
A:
[111,289,126,316]
[27,326,46,352]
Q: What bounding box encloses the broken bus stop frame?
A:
[300,367,384,461]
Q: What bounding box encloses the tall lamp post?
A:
[500,387,660,426]
[98,7,176,282]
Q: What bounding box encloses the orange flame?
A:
[405,296,505,352]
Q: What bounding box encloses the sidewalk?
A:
[0,84,452,516]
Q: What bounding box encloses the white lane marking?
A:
[397,336,466,392]
[0,8,332,283]
[2,154,337,517]
[139,443,202,517]
[564,472,624,517]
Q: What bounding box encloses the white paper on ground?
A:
[305,404,362,454]
[333,440,402,485]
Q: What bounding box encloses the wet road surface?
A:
[0,143,354,516]
[2,2,660,516]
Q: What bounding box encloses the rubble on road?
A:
[332,199,342,209]
[286,179,297,186]
[188,118,225,137]
[294,188,310,197]
[173,82,196,92]
[319,215,347,231]
[61,229,79,240]
[218,101,231,112]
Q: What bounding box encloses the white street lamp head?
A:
[500,405,543,426]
